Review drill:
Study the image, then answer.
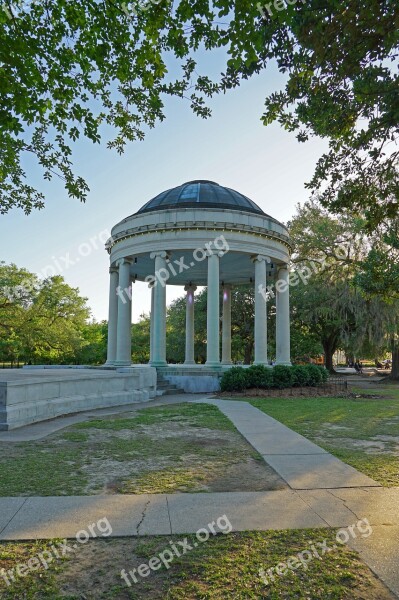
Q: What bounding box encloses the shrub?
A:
[291,365,311,387]
[306,363,323,386]
[246,364,274,389]
[220,367,248,392]
[316,365,329,383]
[272,365,294,389]
[220,363,329,392]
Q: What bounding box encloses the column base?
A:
[150,360,167,367]
[253,361,270,366]
[184,360,196,365]
[205,361,221,368]
[221,360,232,365]
[113,360,132,367]
[275,361,292,366]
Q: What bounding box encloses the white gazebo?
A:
[105,180,292,373]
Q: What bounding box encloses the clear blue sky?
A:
[0,59,327,322]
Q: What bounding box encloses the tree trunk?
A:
[322,335,338,373]
[347,353,354,365]
[390,338,399,380]
[244,343,253,365]
[324,348,334,372]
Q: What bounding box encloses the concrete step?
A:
[156,374,185,395]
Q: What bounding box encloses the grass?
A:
[237,381,399,486]
[0,403,265,496]
[0,540,67,599]
[0,530,393,599]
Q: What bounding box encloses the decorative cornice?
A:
[106,223,292,255]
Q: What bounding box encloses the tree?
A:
[288,202,399,372]
[0,262,39,363]
[131,313,151,363]
[291,278,353,371]
[0,262,90,363]
[72,320,108,364]
[355,217,399,378]
[288,200,369,276]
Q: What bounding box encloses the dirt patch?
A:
[314,435,399,456]
[55,537,395,600]
[66,421,288,494]
[205,457,286,492]
[321,423,350,431]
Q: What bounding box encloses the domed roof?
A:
[136,180,265,215]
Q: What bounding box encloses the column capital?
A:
[221,283,233,290]
[207,251,223,260]
[116,257,132,267]
[277,263,290,273]
[150,250,169,259]
[184,284,197,292]
[251,254,271,264]
[109,266,118,275]
[210,250,225,259]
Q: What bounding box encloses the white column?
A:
[105,267,119,365]
[150,251,168,366]
[184,284,197,364]
[253,255,268,365]
[115,258,132,366]
[149,282,155,363]
[276,265,291,365]
[206,252,220,366]
[221,284,232,365]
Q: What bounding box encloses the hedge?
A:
[220,364,329,392]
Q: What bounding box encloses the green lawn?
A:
[0,530,394,599]
[241,383,399,486]
[0,403,278,496]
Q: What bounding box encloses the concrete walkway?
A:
[194,399,380,489]
[2,488,398,540]
[0,489,398,595]
[0,395,397,596]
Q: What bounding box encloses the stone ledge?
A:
[0,367,157,430]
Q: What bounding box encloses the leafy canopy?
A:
[1,0,397,225]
